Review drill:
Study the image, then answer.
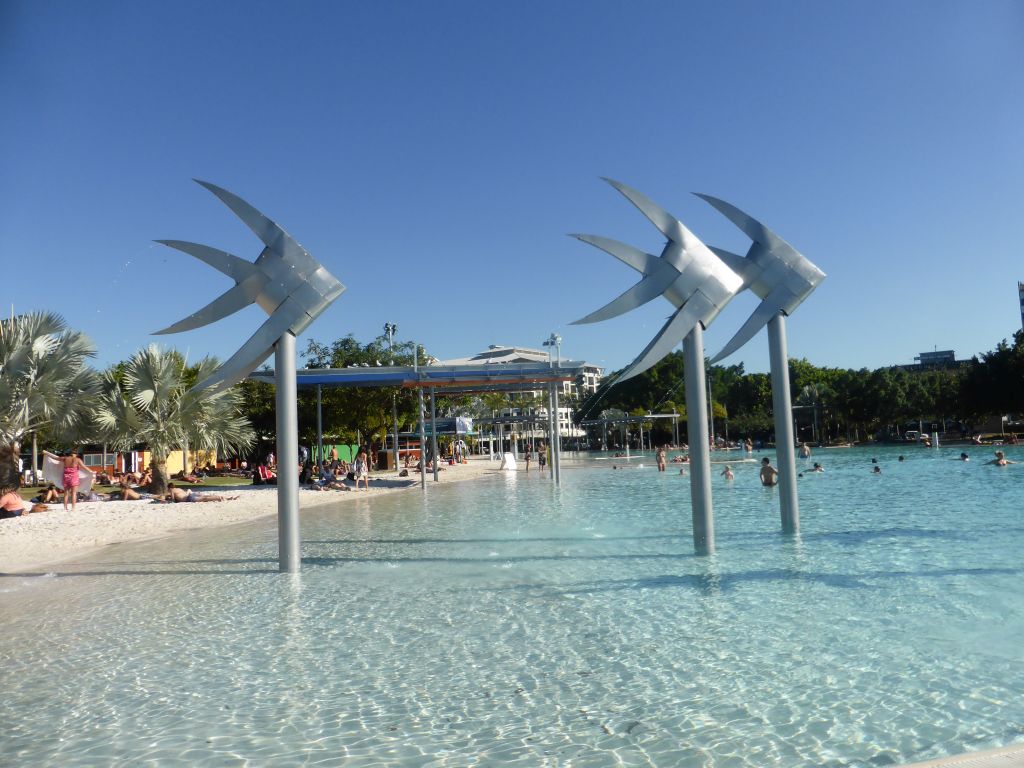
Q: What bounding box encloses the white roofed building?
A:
[441,345,603,399]
[439,344,604,450]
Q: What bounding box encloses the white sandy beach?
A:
[1,457,507,574]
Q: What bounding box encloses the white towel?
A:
[43,454,94,493]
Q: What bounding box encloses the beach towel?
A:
[42,453,93,493]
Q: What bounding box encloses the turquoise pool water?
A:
[2,446,1023,766]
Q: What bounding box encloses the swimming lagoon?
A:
[2,446,1023,766]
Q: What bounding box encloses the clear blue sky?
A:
[2,1,1022,376]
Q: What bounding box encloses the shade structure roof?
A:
[249,361,587,394]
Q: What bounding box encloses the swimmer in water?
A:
[811,462,824,473]
[872,466,881,474]
[721,465,734,480]
[959,452,969,461]
[759,457,778,487]
[986,450,1015,466]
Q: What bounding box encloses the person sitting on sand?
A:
[760,457,778,487]
[1,486,47,517]
[721,465,734,480]
[986,450,1016,466]
[1,490,27,518]
[36,483,61,503]
[160,483,239,503]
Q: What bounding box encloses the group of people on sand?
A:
[302,449,372,491]
[0,448,244,520]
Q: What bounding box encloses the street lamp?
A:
[542,332,564,483]
[385,323,399,472]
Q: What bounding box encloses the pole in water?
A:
[316,384,323,466]
[553,380,561,485]
[415,344,426,490]
[684,329,715,555]
[275,332,301,572]
[767,314,799,534]
[430,387,439,482]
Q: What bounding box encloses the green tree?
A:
[0,312,100,490]
[96,345,255,494]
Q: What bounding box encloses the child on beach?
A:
[354,451,370,490]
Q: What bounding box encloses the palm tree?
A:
[0,312,100,490]
[96,345,255,495]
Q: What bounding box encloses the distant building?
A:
[441,344,603,398]
[914,350,956,368]
[441,344,604,448]
[904,350,966,371]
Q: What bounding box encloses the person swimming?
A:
[986,450,1016,466]
[721,465,734,480]
[759,457,778,487]
[959,452,969,461]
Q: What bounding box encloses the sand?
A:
[1,457,506,574]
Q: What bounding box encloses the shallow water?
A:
[2,445,1023,766]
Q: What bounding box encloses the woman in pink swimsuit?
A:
[51,449,93,511]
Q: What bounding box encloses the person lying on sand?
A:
[157,483,239,503]
[109,482,142,501]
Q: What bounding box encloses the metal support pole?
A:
[707,374,715,449]
[392,395,399,472]
[275,331,301,572]
[31,431,39,484]
[418,388,427,490]
[547,384,555,479]
[684,327,714,555]
[430,387,439,482]
[768,313,800,534]
[316,384,323,466]
[552,382,561,485]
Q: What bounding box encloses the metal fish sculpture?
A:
[155,180,345,391]
[694,194,825,364]
[571,178,742,381]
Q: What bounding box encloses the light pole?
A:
[543,332,563,484]
[385,323,399,473]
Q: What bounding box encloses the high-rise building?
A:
[1018,282,1024,330]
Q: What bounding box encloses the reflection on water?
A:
[2,446,1024,766]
